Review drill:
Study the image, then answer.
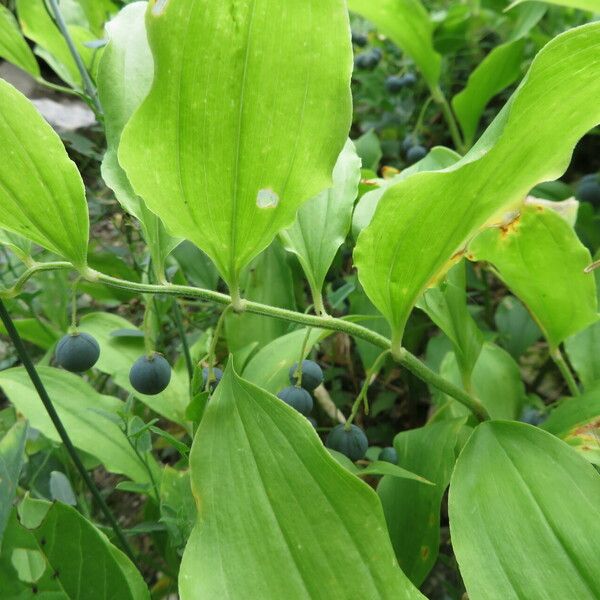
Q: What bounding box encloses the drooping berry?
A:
[400,73,417,87]
[55,333,100,372]
[351,31,368,47]
[326,424,369,461]
[379,446,398,464]
[576,174,600,205]
[402,135,418,153]
[406,145,427,164]
[277,386,313,416]
[385,75,405,94]
[202,367,223,392]
[129,353,171,395]
[288,360,323,392]
[354,50,380,71]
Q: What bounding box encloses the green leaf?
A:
[347,0,441,88]
[0,317,60,350]
[74,0,118,36]
[439,342,526,420]
[281,140,361,311]
[542,387,600,465]
[243,328,326,394]
[0,421,27,549]
[494,295,542,359]
[49,471,77,506]
[507,0,600,14]
[0,80,89,267]
[353,129,382,172]
[449,421,600,600]
[97,1,179,281]
[378,418,465,586]
[354,24,600,351]
[16,0,96,89]
[78,312,189,425]
[565,320,600,390]
[468,204,598,348]
[172,241,219,290]
[179,363,424,599]
[3,498,149,599]
[452,39,525,146]
[0,4,40,77]
[0,367,155,484]
[120,0,353,291]
[160,466,196,551]
[352,147,461,238]
[417,261,483,384]
[225,241,296,354]
[0,228,33,261]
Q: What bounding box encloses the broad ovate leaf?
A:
[97,1,179,281]
[468,204,598,348]
[179,363,424,599]
[120,0,353,291]
[0,367,155,484]
[452,39,525,146]
[0,80,89,267]
[565,320,600,390]
[449,421,600,600]
[354,23,600,352]
[347,0,441,89]
[280,140,361,312]
[0,5,40,77]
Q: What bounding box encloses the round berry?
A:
[55,333,100,372]
[406,144,427,164]
[576,174,600,205]
[379,446,398,464]
[129,353,171,395]
[354,50,380,71]
[202,367,223,392]
[307,416,318,429]
[288,360,323,392]
[326,424,368,461]
[400,73,417,87]
[385,75,405,94]
[351,31,368,47]
[277,386,313,416]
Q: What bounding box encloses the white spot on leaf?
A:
[256,189,279,209]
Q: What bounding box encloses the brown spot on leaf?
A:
[420,545,430,560]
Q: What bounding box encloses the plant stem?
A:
[1,262,488,420]
[0,300,137,564]
[431,86,466,153]
[0,261,72,298]
[46,0,102,116]
[550,347,580,397]
[293,327,313,388]
[171,299,193,382]
[396,348,490,421]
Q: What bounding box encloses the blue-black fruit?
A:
[277,386,313,416]
[202,367,223,392]
[289,360,323,392]
[379,446,398,464]
[354,50,380,71]
[576,174,600,205]
[351,31,368,47]
[402,135,417,153]
[307,416,318,429]
[56,333,100,372]
[520,407,546,426]
[385,75,405,94]
[401,73,417,87]
[129,353,171,395]
[406,144,427,164]
[326,424,368,461]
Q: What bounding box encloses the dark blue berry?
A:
[406,145,427,164]
[289,360,323,392]
[129,353,171,395]
[379,447,398,464]
[326,424,368,461]
[202,367,223,392]
[277,386,313,416]
[55,333,100,372]
[576,174,600,205]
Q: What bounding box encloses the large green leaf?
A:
[78,312,189,425]
[225,240,296,354]
[508,0,600,13]
[0,422,27,549]
[378,418,465,586]
[120,0,352,291]
[97,1,179,281]
[179,364,424,599]
[449,421,600,600]
[494,295,542,359]
[0,80,89,267]
[0,367,154,483]
[280,140,361,313]
[565,320,600,390]
[0,498,149,599]
[468,204,598,348]
[354,23,600,351]
[0,4,40,77]
[452,39,525,146]
[347,0,441,89]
